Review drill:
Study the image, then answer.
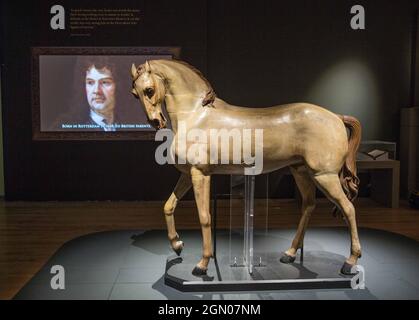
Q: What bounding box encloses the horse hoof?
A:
[340,262,357,275]
[173,241,184,256]
[280,253,296,264]
[192,266,207,276]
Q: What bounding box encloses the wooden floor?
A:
[0,198,418,300]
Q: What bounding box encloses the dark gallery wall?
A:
[207,0,417,140]
[0,0,207,201]
[0,0,418,201]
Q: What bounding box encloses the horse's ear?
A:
[145,60,152,73]
[131,63,137,78]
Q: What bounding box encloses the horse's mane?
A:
[171,60,216,106]
[136,59,216,107]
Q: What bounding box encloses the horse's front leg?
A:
[190,167,212,276]
[164,172,192,255]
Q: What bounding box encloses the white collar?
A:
[90,110,115,131]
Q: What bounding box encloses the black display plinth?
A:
[164,252,355,292]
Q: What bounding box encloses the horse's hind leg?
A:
[312,173,362,274]
[280,166,316,264]
[164,173,192,256]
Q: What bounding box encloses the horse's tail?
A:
[334,115,362,216]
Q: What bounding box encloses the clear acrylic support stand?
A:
[229,174,269,275]
[243,175,255,274]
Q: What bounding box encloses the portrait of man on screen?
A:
[84,61,117,131]
[50,56,124,132]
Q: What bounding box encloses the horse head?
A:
[131,61,167,130]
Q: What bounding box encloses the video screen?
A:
[39,54,172,132]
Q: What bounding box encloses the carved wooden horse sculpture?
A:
[130,59,362,276]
